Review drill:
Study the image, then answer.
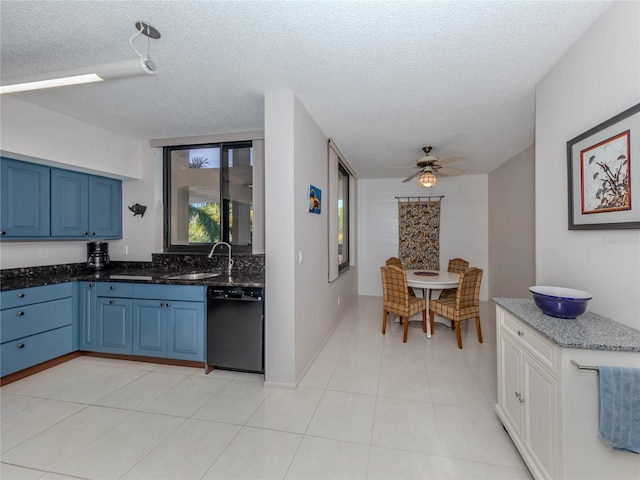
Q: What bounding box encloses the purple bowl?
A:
[529,286,592,319]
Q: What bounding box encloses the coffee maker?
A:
[87,241,110,270]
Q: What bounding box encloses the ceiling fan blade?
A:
[438,166,465,176]
[436,155,464,166]
[401,170,423,183]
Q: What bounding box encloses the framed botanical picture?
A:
[308,184,321,214]
[567,103,640,229]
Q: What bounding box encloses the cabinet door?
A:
[97,297,132,354]
[167,301,204,361]
[78,282,98,351]
[89,176,122,238]
[50,169,89,237]
[522,354,557,480]
[0,158,50,237]
[498,331,523,439]
[132,299,167,358]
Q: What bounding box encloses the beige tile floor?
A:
[1,297,531,479]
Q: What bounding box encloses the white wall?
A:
[357,174,489,300]
[488,144,536,298]
[535,1,640,329]
[264,91,358,387]
[0,97,159,269]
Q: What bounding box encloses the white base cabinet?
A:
[496,305,640,479]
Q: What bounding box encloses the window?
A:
[338,162,350,270]
[329,140,352,280]
[163,141,253,252]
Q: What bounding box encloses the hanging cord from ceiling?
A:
[129,21,160,63]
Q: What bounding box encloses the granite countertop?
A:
[0,261,264,292]
[493,298,640,352]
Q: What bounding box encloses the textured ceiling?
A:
[0,1,610,178]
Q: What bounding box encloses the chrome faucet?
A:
[209,241,233,275]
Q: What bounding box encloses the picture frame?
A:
[308,184,321,214]
[567,103,640,230]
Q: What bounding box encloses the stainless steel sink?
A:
[166,272,222,280]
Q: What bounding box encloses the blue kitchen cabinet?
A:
[132,299,168,358]
[51,169,122,238]
[88,175,122,238]
[0,283,73,376]
[132,284,205,362]
[0,158,50,237]
[133,298,205,361]
[50,169,89,237]
[77,282,98,351]
[167,300,205,361]
[96,296,132,354]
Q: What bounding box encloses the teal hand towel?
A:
[598,365,640,454]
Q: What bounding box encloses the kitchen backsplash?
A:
[0,253,265,283]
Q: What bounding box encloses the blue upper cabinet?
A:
[89,176,122,238]
[1,157,123,240]
[0,158,51,237]
[51,169,122,238]
[51,169,89,237]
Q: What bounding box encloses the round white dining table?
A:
[406,269,460,338]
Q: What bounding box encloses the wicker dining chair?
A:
[381,265,427,343]
[385,257,416,297]
[438,258,470,300]
[429,267,483,349]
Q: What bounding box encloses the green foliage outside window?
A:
[189,204,221,243]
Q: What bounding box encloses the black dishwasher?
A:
[207,286,264,373]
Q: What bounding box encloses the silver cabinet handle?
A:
[17,293,25,298]
[17,311,25,316]
[17,343,25,349]
[0,230,6,235]
[165,302,170,307]
[109,300,115,305]
[110,285,116,290]
[89,283,94,287]
[83,232,89,235]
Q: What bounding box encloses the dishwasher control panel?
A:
[207,286,263,301]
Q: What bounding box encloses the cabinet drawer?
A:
[1,297,72,343]
[501,310,556,372]
[1,283,72,310]
[96,282,133,298]
[1,325,72,376]
[132,284,206,302]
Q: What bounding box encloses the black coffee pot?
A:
[87,241,110,270]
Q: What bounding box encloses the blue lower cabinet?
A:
[132,300,167,358]
[97,297,132,354]
[78,282,98,351]
[1,283,73,377]
[168,301,205,361]
[132,299,204,361]
[1,326,72,377]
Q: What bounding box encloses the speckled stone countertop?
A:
[0,253,265,292]
[493,298,640,352]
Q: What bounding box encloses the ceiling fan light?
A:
[418,171,437,188]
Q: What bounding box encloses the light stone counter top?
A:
[493,298,640,352]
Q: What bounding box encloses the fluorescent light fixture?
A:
[0,58,156,95]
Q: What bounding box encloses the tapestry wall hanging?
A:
[398,197,442,270]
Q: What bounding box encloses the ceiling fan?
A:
[401,146,465,187]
